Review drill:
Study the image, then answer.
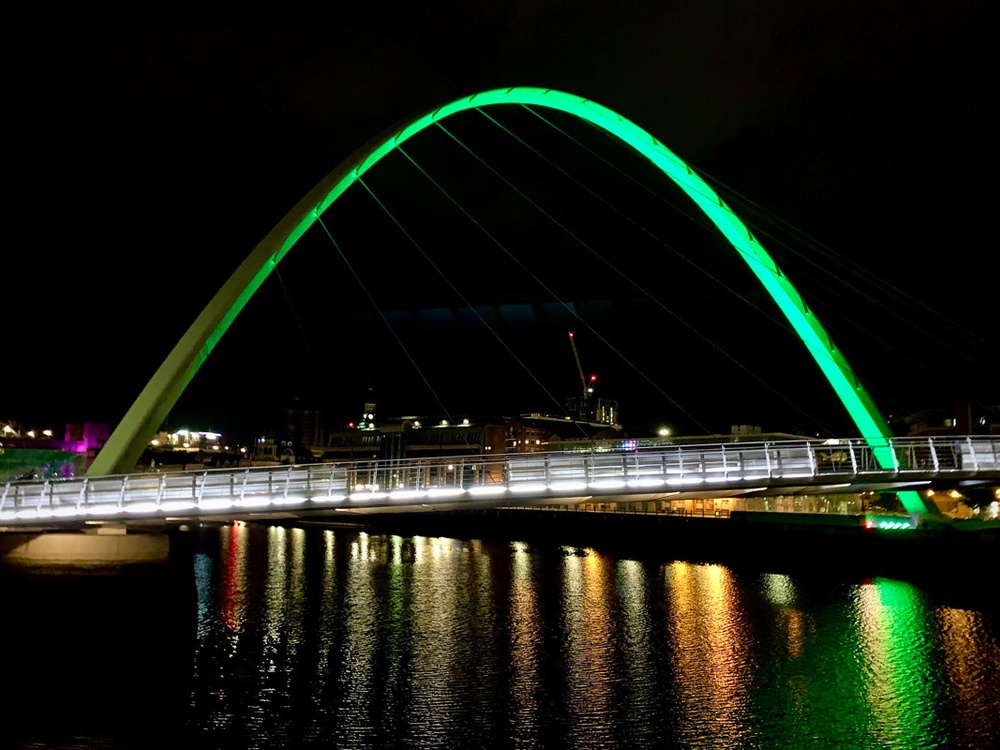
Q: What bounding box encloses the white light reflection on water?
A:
[193,549,213,641]
[616,558,658,748]
[404,535,501,746]
[244,525,309,744]
[508,540,541,747]
[303,528,338,744]
[407,535,462,743]
[333,530,381,747]
[763,572,807,660]
[763,572,795,607]
[561,547,615,749]
[380,535,409,738]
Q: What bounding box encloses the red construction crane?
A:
[568,332,597,398]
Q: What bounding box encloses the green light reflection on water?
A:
[750,574,946,749]
[854,578,945,749]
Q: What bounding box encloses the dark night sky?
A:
[5,2,997,444]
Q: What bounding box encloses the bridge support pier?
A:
[0,528,171,568]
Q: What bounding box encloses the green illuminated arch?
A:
[87,87,930,514]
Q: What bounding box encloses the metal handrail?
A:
[1,436,996,525]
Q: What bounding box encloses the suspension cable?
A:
[429,121,729,435]
[457,112,846,434]
[353,174,596,439]
[523,105,996,413]
[271,266,335,414]
[567,108,997,378]
[313,212,460,434]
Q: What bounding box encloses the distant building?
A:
[63,422,110,454]
[665,430,816,446]
[315,414,507,464]
[249,436,308,465]
[0,420,110,480]
[509,413,625,452]
[903,400,1000,437]
[282,403,325,449]
[141,427,245,470]
[305,390,627,466]
[149,428,223,452]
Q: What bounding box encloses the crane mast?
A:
[568,331,588,397]
[565,331,618,428]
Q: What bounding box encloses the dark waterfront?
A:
[3,522,999,750]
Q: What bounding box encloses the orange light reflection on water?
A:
[667,561,751,748]
[936,604,1000,745]
[763,573,807,660]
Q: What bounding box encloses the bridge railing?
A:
[1,436,997,523]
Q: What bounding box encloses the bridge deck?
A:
[1,436,997,530]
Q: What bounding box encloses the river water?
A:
[4,522,999,749]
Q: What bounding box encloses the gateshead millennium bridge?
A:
[5,89,997,549]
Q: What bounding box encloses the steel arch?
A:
[87,87,927,513]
